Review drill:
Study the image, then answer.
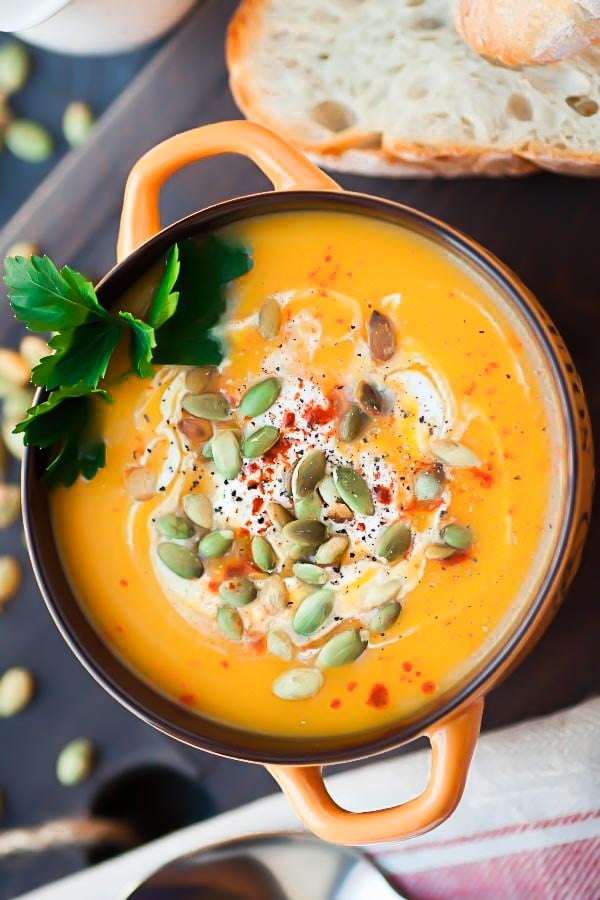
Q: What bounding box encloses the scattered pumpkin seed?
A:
[259,575,288,611]
[283,542,309,562]
[415,470,444,502]
[0,667,34,717]
[5,241,39,261]
[363,578,403,610]
[219,576,257,607]
[267,629,293,661]
[376,521,412,562]
[291,449,326,500]
[157,543,203,578]
[425,543,456,560]
[212,430,242,479]
[339,403,370,442]
[283,518,327,548]
[368,310,396,362]
[238,377,281,417]
[0,485,20,529]
[184,366,217,393]
[0,41,30,95]
[62,101,95,147]
[124,466,156,501]
[292,587,334,635]
[272,667,323,700]
[155,513,194,540]
[266,501,295,532]
[183,493,213,531]
[251,535,276,572]
[356,380,385,415]
[1,420,24,460]
[325,502,353,523]
[318,629,367,668]
[369,600,401,633]
[201,440,213,459]
[178,415,212,448]
[333,465,374,515]
[241,424,280,458]
[258,297,282,340]
[317,475,340,506]
[0,348,30,386]
[56,738,95,786]
[217,606,243,641]
[315,533,349,565]
[441,523,473,551]
[182,392,230,421]
[293,562,327,585]
[198,530,234,559]
[19,334,46,369]
[294,491,323,520]
[5,119,54,162]
[430,438,480,468]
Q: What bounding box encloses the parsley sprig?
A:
[4,237,252,486]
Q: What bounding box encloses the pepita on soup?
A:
[219,576,257,607]
[238,377,281,417]
[158,543,203,579]
[258,297,282,339]
[251,535,276,572]
[272,667,324,701]
[211,430,242,479]
[333,465,374,516]
[318,629,367,668]
[267,629,293,661]
[241,424,280,458]
[183,493,213,530]
[376,521,412,562]
[198,530,234,559]
[182,392,230,421]
[217,606,243,641]
[441,523,473,551]
[291,449,327,500]
[292,587,334,636]
[339,403,370,442]
[369,600,401,633]
[155,514,194,540]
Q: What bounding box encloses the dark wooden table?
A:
[0,3,598,897]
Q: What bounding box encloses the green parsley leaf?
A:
[119,311,156,379]
[4,255,109,332]
[147,244,180,330]
[32,319,122,390]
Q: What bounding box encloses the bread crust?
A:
[227,0,600,178]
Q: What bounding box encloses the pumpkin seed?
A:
[238,377,281,417]
[339,403,370,442]
[363,578,403,610]
[356,380,385,415]
[425,543,456,560]
[62,101,94,147]
[291,449,326,500]
[267,629,293,661]
[124,466,156,501]
[333,465,374,515]
[283,518,327,548]
[273,667,324,700]
[0,667,34,717]
[292,587,334,635]
[315,534,349,565]
[198,530,234,559]
[158,543,203,578]
[251,535,276,572]
[217,606,243,641]
[5,241,39,261]
[185,366,217,393]
[0,41,30,96]
[259,575,288,611]
[219,576,257,607]
[258,297,282,340]
[19,334,46,369]
[183,493,213,530]
[201,440,213,459]
[430,438,480,468]
[156,513,194,540]
[284,542,309,562]
[266,501,295,532]
[5,120,54,162]
[441,523,473,551]
[182,392,230,421]
[415,470,444,502]
[178,415,212,448]
[56,738,95,786]
[369,600,401,633]
[325,502,353,523]
[0,485,20,530]
[317,475,340,506]
[212,430,242,479]
[294,491,323,520]
[376,521,412,562]
[318,629,367,668]
[293,562,327,585]
[241,424,280,458]
[368,310,396,362]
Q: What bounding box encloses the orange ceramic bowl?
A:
[23,122,593,845]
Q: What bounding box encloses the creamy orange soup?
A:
[51,211,558,739]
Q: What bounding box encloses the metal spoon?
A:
[124,830,405,900]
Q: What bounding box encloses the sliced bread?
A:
[227,0,600,177]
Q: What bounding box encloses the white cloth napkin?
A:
[19,697,600,900]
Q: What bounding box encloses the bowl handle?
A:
[117,120,340,261]
[267,698,483,845]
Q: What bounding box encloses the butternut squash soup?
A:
[50,211,558,739]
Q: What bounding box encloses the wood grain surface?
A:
[0,2,598,896]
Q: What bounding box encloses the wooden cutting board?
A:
[0,1,598,896]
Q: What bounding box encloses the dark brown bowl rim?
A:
[23,189,577,766]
